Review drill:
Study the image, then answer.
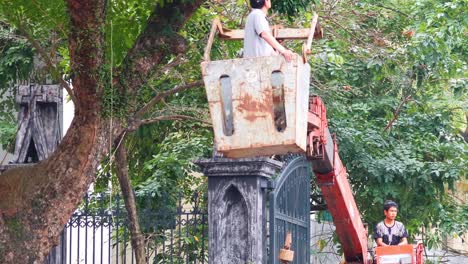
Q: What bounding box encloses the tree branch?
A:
[384,95,412,132]
[157,54,185,75]
[148,54,185,93]
[373,3,410,17]
[17,23,77,105]
[135,80,204,118]
[323,17,368,46]
[115,135,146,264]
[138,114,211,127]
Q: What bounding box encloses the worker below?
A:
[374,200,409,246]
[244,0,294,61]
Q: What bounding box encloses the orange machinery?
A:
[308,96,425,264]
[375,244,424,264]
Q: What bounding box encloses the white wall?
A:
[63,89,74,137]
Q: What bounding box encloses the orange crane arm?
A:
[307,96,369,264]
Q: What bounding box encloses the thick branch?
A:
[115,136,146,264]
[116,0,204,111]
[67,0,106,113]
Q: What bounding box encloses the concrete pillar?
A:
[196,157,282,264]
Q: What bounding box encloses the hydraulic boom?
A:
[307,96,369,263]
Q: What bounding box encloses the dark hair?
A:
[384,200,398,211]
[250,0,265,9]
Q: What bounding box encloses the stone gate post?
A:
[196,157,282,264]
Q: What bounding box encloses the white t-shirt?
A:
[243,9,275,58]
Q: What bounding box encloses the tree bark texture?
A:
[115,138,146,264]
[0,0,204,263]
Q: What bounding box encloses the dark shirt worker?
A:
[374,200,408,246]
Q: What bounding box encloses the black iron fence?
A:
[45,192,208,264]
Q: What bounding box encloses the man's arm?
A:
[260,31,294,62]
[399,225,409,245]
[376,238,389,247]
[398,237,408,245]
[374,224,388,247]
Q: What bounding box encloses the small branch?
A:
[373,3,410,17]
[31,0,68,36]
[135,80,204,118]
[323,17,368,46]
[158,54,185,74]
[149,54,186,93]
[384,95,412,132]
[138,114,211,127]
[17,23,77,105]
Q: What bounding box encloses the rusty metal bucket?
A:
[201,54,310,158]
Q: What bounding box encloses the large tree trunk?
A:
[0,0,107,262]
[0,0,204,263]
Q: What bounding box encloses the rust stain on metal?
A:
[245,114,269,122]
[236,90,273,122]
[237,93,270,113]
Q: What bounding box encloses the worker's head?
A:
[250,0,271,9]
[383,200,398,220]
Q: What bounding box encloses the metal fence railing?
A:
[44,192,208,264]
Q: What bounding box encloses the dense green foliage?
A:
[307,0,467,249]
[0,0,466,256]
